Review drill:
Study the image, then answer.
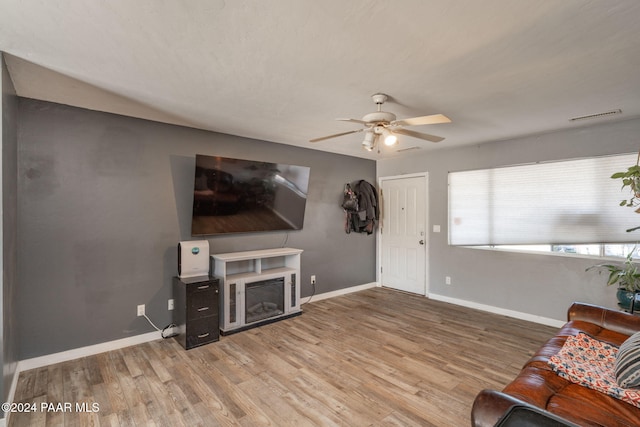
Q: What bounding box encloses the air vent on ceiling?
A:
[569,109,622,122]
[396,146,421,153]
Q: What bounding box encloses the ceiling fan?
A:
[309,93,451,151]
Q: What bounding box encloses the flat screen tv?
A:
[191,155,311,236]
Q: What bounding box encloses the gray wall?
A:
[378,118,640,322]
[2,53,19,416]
[17,99,376,359]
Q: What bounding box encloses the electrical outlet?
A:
[168,299,174,311]
[137,304,145,316]
[311,275,316,285]
[445,276,452,285]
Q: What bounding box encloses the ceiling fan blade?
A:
[309,128,363,143]
[393,128,444,143]
[391,113,451,127]
[336,118,368,125]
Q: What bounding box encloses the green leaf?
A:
[607,270,621,286]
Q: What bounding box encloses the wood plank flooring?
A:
[10,288,558,426]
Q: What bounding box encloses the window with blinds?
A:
[448,153,640,246]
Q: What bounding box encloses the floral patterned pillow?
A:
[548,332,640,408]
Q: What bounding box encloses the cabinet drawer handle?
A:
[197,332,210,338]
[197,306,210,312]
[197,285,210,290]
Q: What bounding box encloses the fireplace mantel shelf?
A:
[211,247,303,262]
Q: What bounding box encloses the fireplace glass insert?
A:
[245,277,285,324]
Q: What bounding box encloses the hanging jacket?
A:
[343,180,378,235]
[355,180,379,223]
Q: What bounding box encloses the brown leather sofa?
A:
[471,302,640,426]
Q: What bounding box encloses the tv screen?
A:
[191,155,311,236]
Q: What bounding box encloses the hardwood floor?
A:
[10,288,558,426]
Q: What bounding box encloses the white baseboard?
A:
[301,282,379,304]
[3,361,20,425]
[18,330,162,373]
[13,287,558,373]
[9,283,378,406]
[428,293,566,328]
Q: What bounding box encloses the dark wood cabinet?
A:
[173,276,220,349]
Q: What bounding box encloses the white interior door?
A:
[380,175,427,295]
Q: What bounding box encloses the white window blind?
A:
[448,153,640,246]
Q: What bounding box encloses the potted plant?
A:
[611,151,640,232]
[586,249,640,311]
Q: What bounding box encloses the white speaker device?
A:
[178,240,210,278]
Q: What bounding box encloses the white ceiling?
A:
[1,0,640,159]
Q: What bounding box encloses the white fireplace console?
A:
[211,248,303,334]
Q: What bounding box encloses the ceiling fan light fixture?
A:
[382,129,398,146]
[362,131,375,151]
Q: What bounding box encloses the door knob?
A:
[419,240,424,245]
